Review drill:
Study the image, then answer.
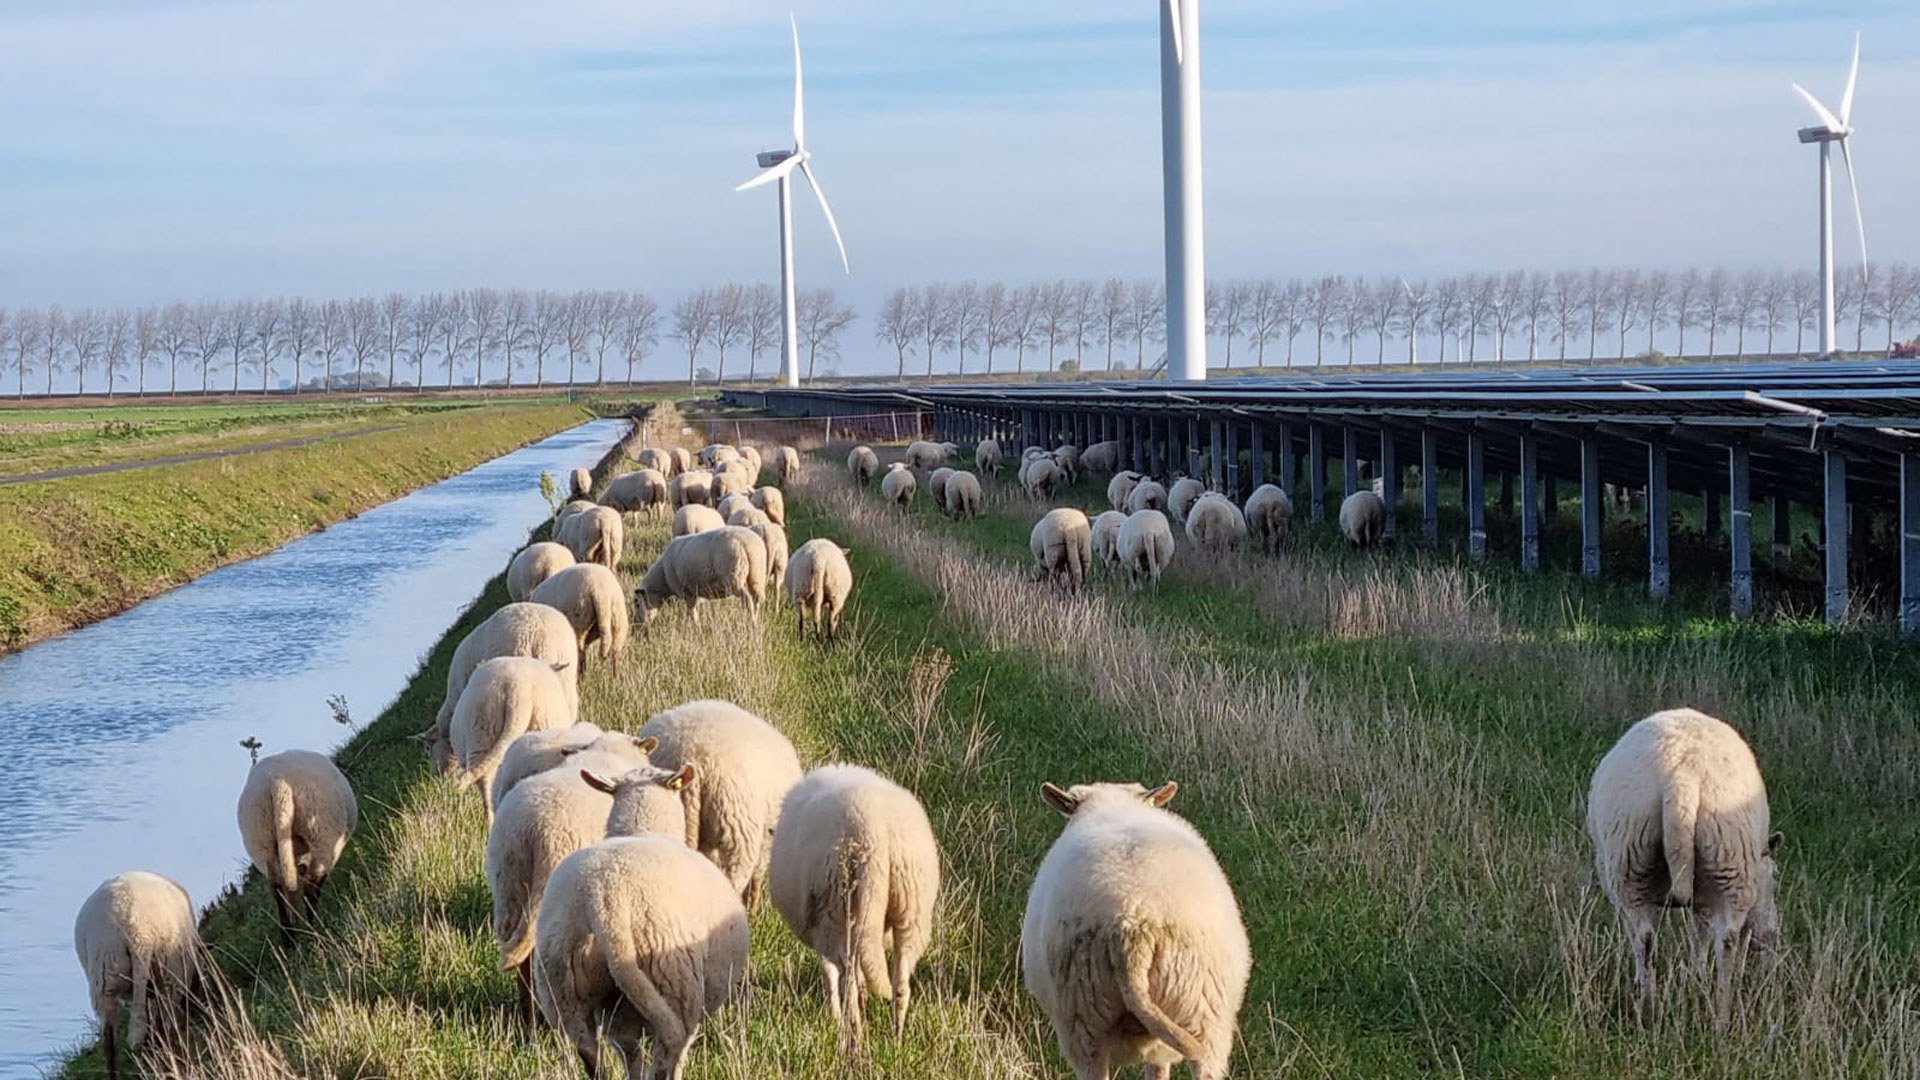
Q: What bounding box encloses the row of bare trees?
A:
[872,280,1167,379]
[669,284,857,385]
[0,289,664,398]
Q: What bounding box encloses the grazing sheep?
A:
[1118,508,1175,589]
[727,506,773,529]
[1339,490,1388,549]
[1588,708,1781,1015]
[567,467,593,500]
[772,445,802,484]
[881,464,917,510]
[716,493,753,520]
[975,440,1002,478]
[638,699,804,904]
[1185,493,1248,556]
[602,468,670,519]
[1243,484,1293,554]
[74,872,202,1079]
[944,470,983,520]
[904,440,958,470]
[633,527,769,624]
[750,485,787,525]
[444,656,575,826]
[531,563,630,678]
[1079,439,1123,475]
[770,765,941,1048]
[672,503,726,538]
[558,505,624,571]
[236,749,358,938]
[1021,456,1063,501]
[928,467,955,513]
[1167,477,1206,527]
[434,602,581,752]
[668,447,693,476]
[788,538,854,641]
[713,461,755,500]
[533,834,749,1080]
[669,469,714,509]
[1022,446,1050,463]
[738,445,763,479]
[847,445,880,485]
[1052,444,1081,484]
[1022,781,1251,1080]
[1107,470,1144,512]
[558,499,597,526]
[703,444,740,468]
[507,542,576,603]
[1030,507,1093,591]
[748,520,790,599]
[636,447,675,477]
[1090,510,1128,571]
[1125,479,1169,515]
[492,724,654,809]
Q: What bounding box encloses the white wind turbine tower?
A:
[1162,0,1207,382]
[1791,34,1868,359]
[737,15,850,389]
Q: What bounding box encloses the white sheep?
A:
[558,505,624,571]
[636,447,675,477]
[847,445,880,485]
[1243,484,1293,554]
[975,440,1002,478]
[492,724,654,808]
[702,444,740,468]
[533,834,749,1079]
[1338,490,1387,549]
[1021,455,1062,501]
[772,445,802,484]
[716,492,754,520]
[669,468,714,508]
[557,498,596,526]
[904,440,958,470]
[770,764,941,1048]
[530,563,630,677]
[236,749,358,938]
[1185,492,1248,556]
[1079,439,1123,475]
[633,527,769,624]
[728,506,773,530]
[1052,444,1081,484]
[567,467,593,500]
[602,468,670,519]
[713,461,755,500]
[1588,708,1781,1014]
[1167,477,1206,527]
[750,484,787,525]
[882,463,917,510]
[1107,470,1144,512]
[1030,507,1093,592]
[738,444,763,479]
[673,503,726,537]
[73,871,202,1078]
[442,656,575,827]
[748,520,790,598]
[506,541,575,603]
[944,470,983,520]
[434,602,581,748]
[928,467,955,512]
[1125,479,1169,515]
[1118,508,1175,589]
[788,538,854,641]
[1022,781,1251,1080]
[1090,509,1128,572]
[638,699,804,904]
[668,447,693,476]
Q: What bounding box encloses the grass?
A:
[69,406,1920,1079]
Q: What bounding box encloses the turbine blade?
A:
[1166,0,1185,66]
[734,155,801,193]
[791,13,806,152]
[1840,32,1860,125]
[796,158,851,274]
[1840,138,1868,283]
[1791,83,1843,131]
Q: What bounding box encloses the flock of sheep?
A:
[66,424,1785,1080]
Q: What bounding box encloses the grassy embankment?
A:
[81,406,1920,1079]
[0,400,585,653]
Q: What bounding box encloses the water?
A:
[0,418,624,1076]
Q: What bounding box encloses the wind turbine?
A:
[1161,0,1207,382]
[737,15,850,389]
[1791,34,1868,359]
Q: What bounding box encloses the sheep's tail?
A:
[849,847,893,999]
[679,775,705,852]
[1115,930,1208,1062]
[269,777,301,898]
[495,874,539,970]
[455,689,529,796]
[1662,771,1700,907]
[603,934,686,1050]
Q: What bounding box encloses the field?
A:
[67,400,1920,1079]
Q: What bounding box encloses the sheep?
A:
[881,463,917,510]
[748,520,790,599]
[738,445,763,479]
[1107,470,1144,512]
[507,542,576,603]
[1338,490,1388,549]
[601,468,670,519]
[672,503,726,538]
[703,444,740,468]
[558,505,624,571]
[1021,455,1062,501]
[975,440,1002,478]
[1184,492,1247,556]
[1052,444,1081,484]
[669,469,714,509]
[1243,484,1293,554]
[1022,781,1251,1080]
[1118,508,1175,589]
[433,602,581,750]
[713,461,755,500]
[636,447,675,477]
[1090,510,1128,572]
[558,499,597,526]
[487,742,656,1022]
[1030,507,1093,592]
[1079,439,1123,475]
[1167,477,1206,527]
[944,470,983,520]
[492,724,655,809]
[74,872,202,1079]
[904,440,958,470]
[716,492,753,520]
[750,484,787,525]
[772,445,802,484]
[1125,479,1169,515]
[668,447,693,475]
[638,699,804,904]
[442,656,576,826]
[928,467,955,513]
[236,749,358,939]
[847,445,880,485]
[567,467,593,500]
[727,506,773,529]
[788,538,853,641]
[633,527,769,624]
[1022,446,1050,463]
[1588,708,1781,1017]
[770,764,941,1048]
[531,563,630,678]
[533,834,749,1079]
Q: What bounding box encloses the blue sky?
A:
[0,0,1912,371]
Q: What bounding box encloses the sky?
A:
[0,0,1913,374]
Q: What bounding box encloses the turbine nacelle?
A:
[757,149,798,168]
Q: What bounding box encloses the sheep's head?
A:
[1041,780,1179,817]
[584,762,697,842]
[1748,831,1785,952]
[631,587,661,626]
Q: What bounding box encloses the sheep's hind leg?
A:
[272,887,296,945]
[100,997,120,1080]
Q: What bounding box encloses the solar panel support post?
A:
[1278,421,1296,498]
[1648,441,1671,601]
[1730,447,1754,619]
[1342,425,1360,499]
[1519,431,1540,572]
[1466,430,1487,562]
[1187,416,1202,478]
[1420,427,1439,545]
[1824,451,1848,625]
[1580,437,1602,580]
[1773,493,1791,572]
[1225,421,1241,497]
[1250,424,1266,489]
[1902,452,1920,639]
[1379,432,1398,540]
[1309,424,1327,524]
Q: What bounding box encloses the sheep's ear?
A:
[1767,831,1783,856]
[1041,782,1078,817]
[1144,781,1179,808]
[580,770,618,794]
[663,764,696,791]
[633,735,660,754]
[411,727,434,744]
[550,660,572,674]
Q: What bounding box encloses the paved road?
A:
[0,424,405,486]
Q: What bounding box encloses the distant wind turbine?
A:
[737,15,850,389]
[1162,0,1206,381]
[1790,33,1868,358]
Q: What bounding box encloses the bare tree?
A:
[464,288,502,386]
[251,298,284,392]
[589,291,625,386]
[134,307,159,396]
[1698,268,1731,358]
[948,281,984,374]
[1882,264,1919,351]
[318,299,345,390]
[11,308,44,399]
[1461,275,1492,362]
[529,292,563,386]
[102,309,133,397]
[1306,276,1343,364]
[799,288,857,381]
[1036,281,1070,372]
[981,282,1011,375]
[1428,278,1463,364]
[1840,267,1866,352]
[1582,269,1607,360]
[1364,279,1399,363]
[1546,272,1581,361]
[498,289,532,387]
[66,308,104,396]
[559,291,593,386]
[156,304,191,396]
[381,293,409,388]
[1520,271,1550,360]
[744,283,780,382]
[1673,269,1700,358]
[1788,270,1819,356]
[1126,280,1163,370]
[1394,280,1430,364]
[1489,271,1523,362]
[42,307,68,396]
[1756,270,1788,356]
[1244,279,1284,368]
[875,288,916,380]
[1066,280,1098,370]
[918,282,951,378]
[1640,270,1673,357]
[1611,269,1642,360]
[1209,280,1251,367]
[219,301,253,393]
[407,294,443,389]
[672,289,714,386]
[620,291,662,383]
[709,284,748,384]
[435,293,466,388]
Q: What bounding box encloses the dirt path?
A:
[0,424,406,486]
